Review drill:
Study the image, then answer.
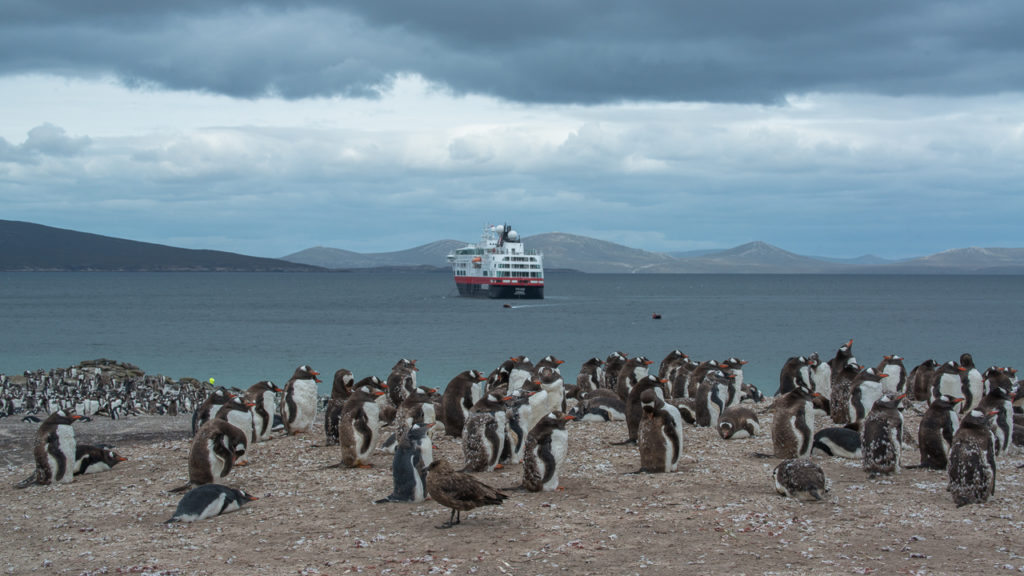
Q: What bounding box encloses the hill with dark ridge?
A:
[283,240,463,269]
[0,220,324,272]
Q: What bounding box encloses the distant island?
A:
[2,219,1023,274]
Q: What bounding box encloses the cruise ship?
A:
[447,224,544,299]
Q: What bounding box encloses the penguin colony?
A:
[7,345,1022,532]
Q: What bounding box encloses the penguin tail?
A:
[752,452,776,459]
[609,438,637,446]
[321,462,345,470]
[809,488,823,501]
[167,483,191,494]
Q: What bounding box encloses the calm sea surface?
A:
[1,272,1021,394]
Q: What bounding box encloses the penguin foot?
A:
[235,460,249,467]
[494,463,504,470]
[357,463,374,469]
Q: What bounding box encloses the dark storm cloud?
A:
[2,1,1023,103]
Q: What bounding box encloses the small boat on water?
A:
[447,224,544,299]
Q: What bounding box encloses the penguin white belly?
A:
[55,425,76,483]
[728,428,752,440]
[812,367,831,399]
[544,429,569,490]
[526,391,549,431]
[207,439,226,480]
[189,493,230,522]
[666,405,683,471]
[889,427,902,473]
[226,411,254,444]
[800,401,814,457]
[257,390,278,440]
[880,369,902,395]
[937,374,964,401]
[508,369,531,393]
[290,380,318,432]
[966,372,983,410]
[359,403,382,458]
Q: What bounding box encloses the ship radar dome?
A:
[507,230,520,242]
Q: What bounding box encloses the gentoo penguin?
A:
[658,349,688,381]
[175,418,248,491]
[376,422,433,503]
[14,409,82,488]
[337,384,387,468]
[280,365,321,435]
[575,357,605,395]
[637,388,684,473]
[778,356,813,397]
[908,359,939,401]
[669,358,700,399]
[425,458,508,529]
[501,390,534,465]
[930,361,969,411]
[769,384,816,459]
[848,367,887,429]
[915,395,963,470]
[812,427,862,459]
[521,412,574,491]
[461,393,508,472]
[245,381,282,443]
[960,353,984,411]
[615,355,653,401]
[192,387,233,436]
[977,386,1014,455]
[506,356,535,393]
[694,369,737,427]
[830,362,862,425]
[740,382,767,404]
[602,351,629,392]
[615,375,668,445]
[439,370,487,437]
[720,357,747,388]
[214,396,256,449]
[947,410,997,507]
[166,484,258,523]
[528,366,566,427]
[73,444,127,476]
[717,405,760,440]
[533,355,565,377]
[324,370,354,446]
[386,358,418,407]
[773,458,827,501]
[568,392,627,422]
[861,394,905,477]
[876,355,907,395]
[380,386,439,453]
[485,358,515,393]
[808,353,832,401]
[685,360,722,399]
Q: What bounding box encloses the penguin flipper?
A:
[808,488,823,501]
[13,472,40,489]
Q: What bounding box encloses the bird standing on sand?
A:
[426,458,508,529]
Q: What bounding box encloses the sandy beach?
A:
[1,407,1022,576]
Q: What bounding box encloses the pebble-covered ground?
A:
[1,408,1022,576]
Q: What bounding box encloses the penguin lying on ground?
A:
[165,484,258,523]
[812,427,862,459]
[717,405,760,440]
[74,444,127,476]
[773,458,827,501]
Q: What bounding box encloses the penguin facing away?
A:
[440,370,488,437]
[947,410,998,507]
[376,422,434,503]
[773,458,828,501]
[166,484,258,523]
[15,409,83,488]
[522,411,574,491]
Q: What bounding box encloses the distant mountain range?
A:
[3,219,1023,274]
[284,232,1024,274]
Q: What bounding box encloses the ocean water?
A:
[1,272,1021,395]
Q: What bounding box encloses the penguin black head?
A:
[49,409,83,425]
[960,409,995,429]
[294,365,322,383]
[872,394,905,411]
[931,395,964,411]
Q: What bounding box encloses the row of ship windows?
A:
[455,270,543,278]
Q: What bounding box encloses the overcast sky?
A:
[2,1,1023,259]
